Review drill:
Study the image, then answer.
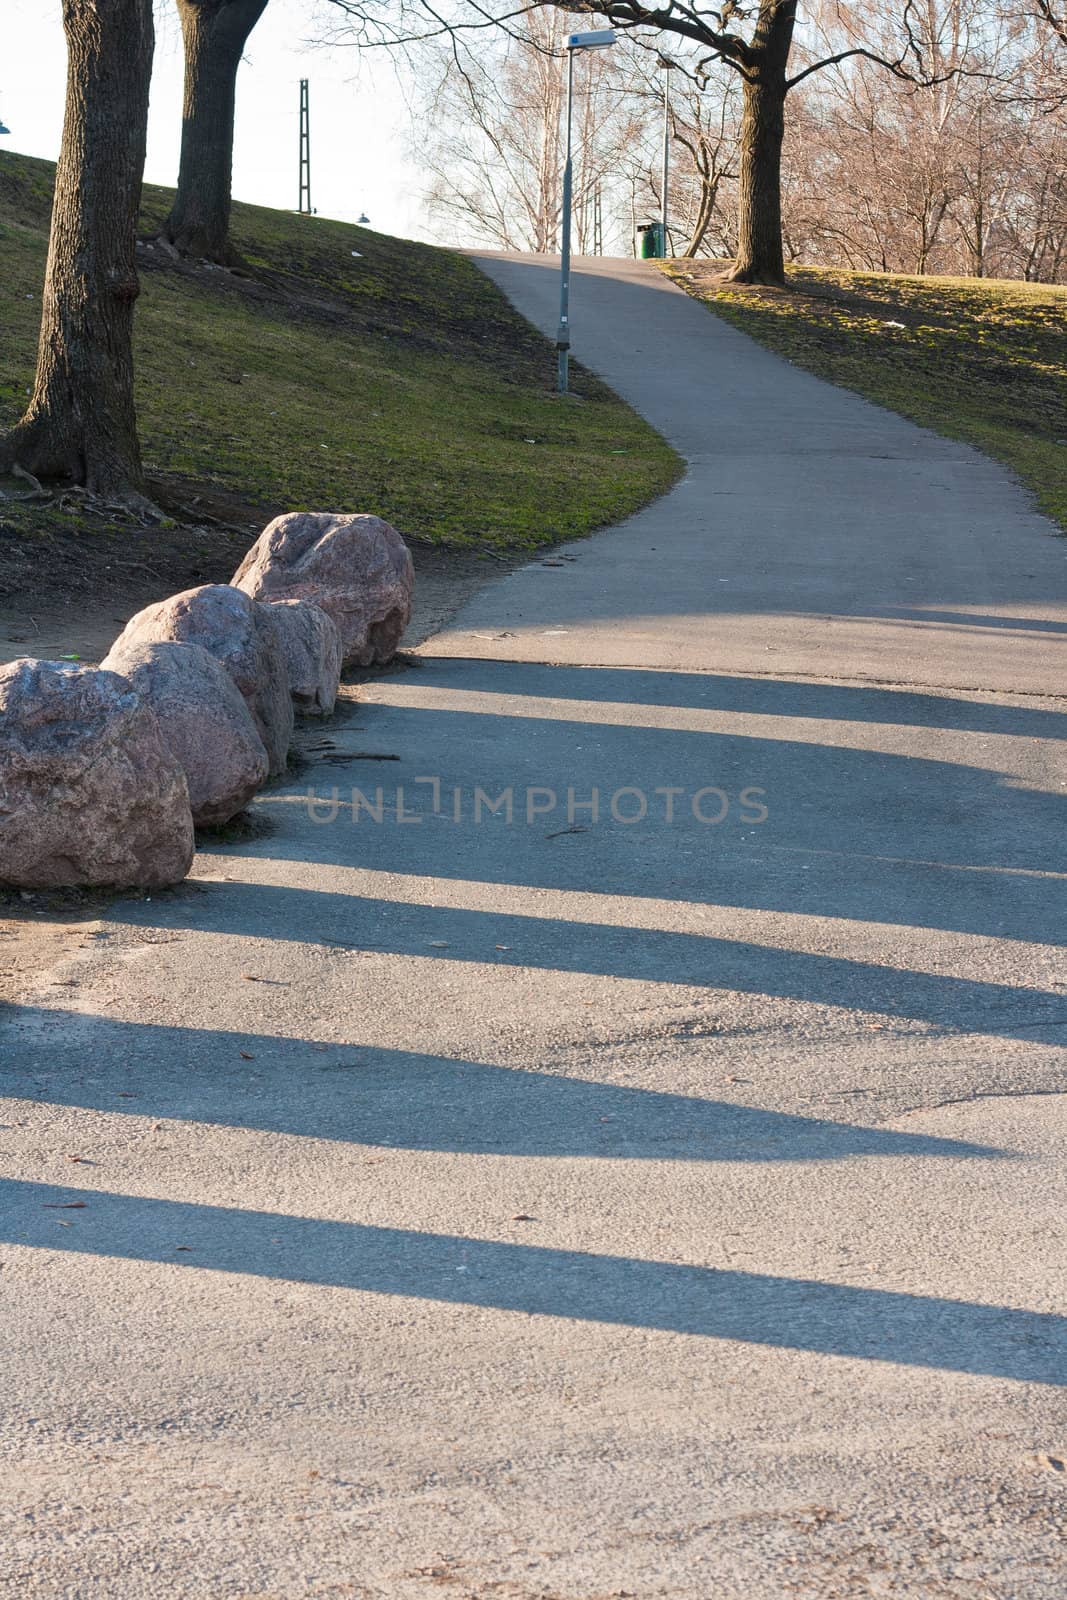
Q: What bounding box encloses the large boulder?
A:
[0,659,194,890]
[110,584,293,776]
[232,512,414,667]
[257,598,342,718]
[100,639,270,826]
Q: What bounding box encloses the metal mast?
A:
[298,79,311,215]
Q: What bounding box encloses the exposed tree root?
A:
[11,464,46,495]
[0,466,164,525]
[1,412,162,522]
[153,227,245,271]
[722,263,789,287]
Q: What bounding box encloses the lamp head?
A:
[567,28,617,48]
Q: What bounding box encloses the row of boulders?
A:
[0,512,414,890]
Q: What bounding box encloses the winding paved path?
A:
[2,258,1066,1598]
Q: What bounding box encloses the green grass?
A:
[665,261,1067,531]
[0,150,679,550]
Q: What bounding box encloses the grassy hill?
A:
[0,151,679,568]
[667,261,1067,531]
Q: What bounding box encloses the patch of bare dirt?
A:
[0,479,511,668]
[0,476,261,665]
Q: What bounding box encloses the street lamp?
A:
[556,28,616,395]
[660,59,672,257]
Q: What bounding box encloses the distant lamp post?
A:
[660,59,672,257]
[556,28,616,395]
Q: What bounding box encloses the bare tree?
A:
[623,61,741,255]
[418,11,641,251]
[162,0,270,262]
[0,0,155,504]
[669,82,740,254]
[778,0,1066,279]
[993,32,1067,278]
[419,13,566,250]
[1032,0,1067,47]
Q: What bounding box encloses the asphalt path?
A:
[1,257,1065,1598]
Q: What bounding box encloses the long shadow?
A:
[230,698,1067,949]
[264,789,1067,950]
[5,1180,1062,1385]
[242,660,1067,950]
[408,658,1067,741]
[115,886,1067,1045]
[868,608,1067,638]
[0,1011,1008,1163]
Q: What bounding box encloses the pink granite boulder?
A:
[232,512,413,667]
[110,584,293,776]
[100,639,270,826]
[257,598,342,717]
[0,659,194,889]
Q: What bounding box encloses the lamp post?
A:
[660,61,671,257]
[556,28,616,395]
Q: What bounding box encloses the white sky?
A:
[1,0,432,242]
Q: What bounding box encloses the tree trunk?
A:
[162,0,269,263]
[682,175,720,258]
[726,0,795,285]
[0,0,155,501]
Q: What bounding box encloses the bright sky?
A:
[1,0,432,242]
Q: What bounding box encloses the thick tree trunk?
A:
[163,0,268,263]
[0,0,154,501]
[726,0,795,286]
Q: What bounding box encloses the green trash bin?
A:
[637,222,663,259]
